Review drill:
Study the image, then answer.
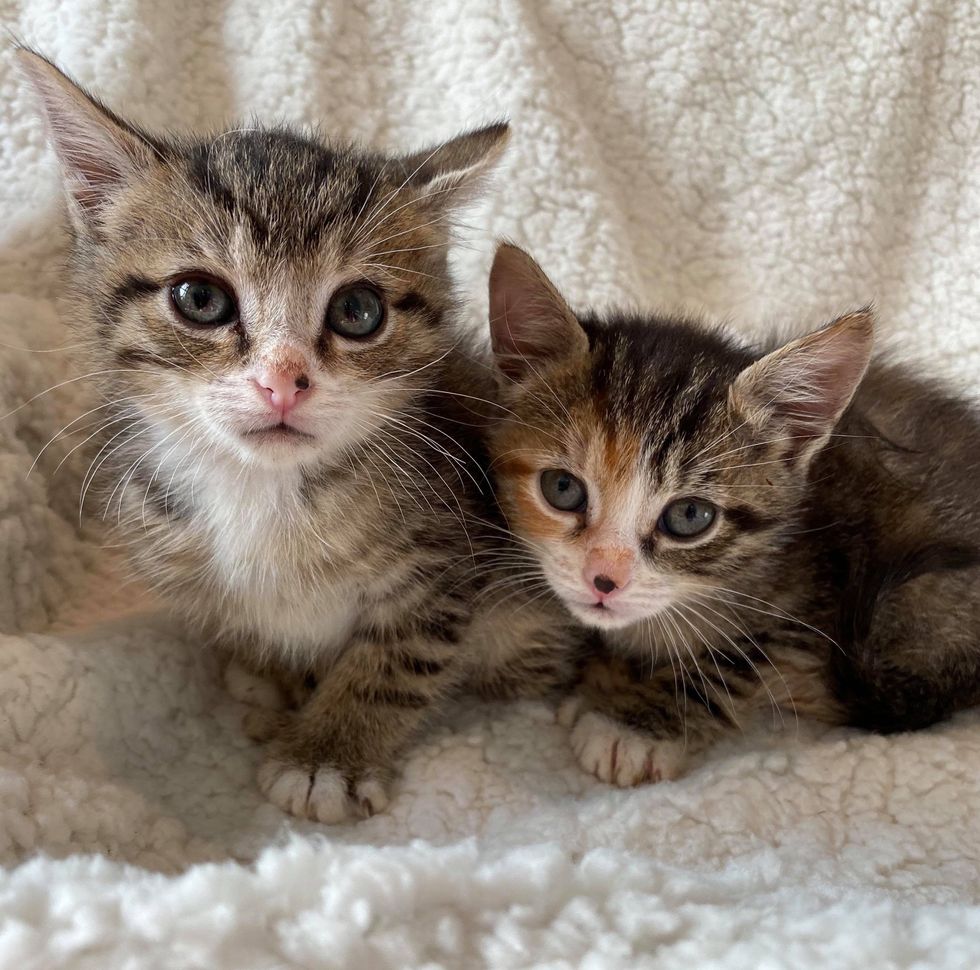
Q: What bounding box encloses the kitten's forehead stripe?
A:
[650,379,723,469]
[183,132,376,256]
[184,151,269,249]
[579,318,752,497]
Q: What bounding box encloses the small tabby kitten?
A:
[20,52,581,821]
[487,243,980,786]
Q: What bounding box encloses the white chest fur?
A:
[178,456,358,662]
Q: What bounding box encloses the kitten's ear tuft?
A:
[488,243,588,381]
[731,308,875,464]
[401,122,509,208]
[17,48,156,225]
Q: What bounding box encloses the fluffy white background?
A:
[0,0,978,967]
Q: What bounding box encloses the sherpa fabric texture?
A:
[0,1,979,967]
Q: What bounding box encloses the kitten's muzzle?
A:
[240,361,317,446]
[252,367,311,419]
[582,547,634,605]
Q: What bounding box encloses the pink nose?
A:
[583,548,634,602]
[253,369,311,416]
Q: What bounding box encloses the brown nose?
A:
[593,575,617,594]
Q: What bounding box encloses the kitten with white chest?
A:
[20,52,583,822]
[486,243,980,786]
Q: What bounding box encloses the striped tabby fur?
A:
[486,243,980,787]
[20,52,583,822]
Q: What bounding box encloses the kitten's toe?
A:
[257,758,350,823]
[570,711,623,783]
[224,661,287,711]
[354,776,390,818]
[257,759,315,817]
[570,711,685,787]
[257,758,388,823]
[613,731,685,786]
[306,768,351,824]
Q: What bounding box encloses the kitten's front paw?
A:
[257,758,390,824]
[569,710,686,787]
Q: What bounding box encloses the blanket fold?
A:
[0,0,978,965]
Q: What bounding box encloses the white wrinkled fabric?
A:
[0,1,978,966]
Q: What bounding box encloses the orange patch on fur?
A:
[510,483,572,541]
[493,456,540,478]
[601,424,642,489]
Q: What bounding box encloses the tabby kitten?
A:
[487,243,980,786]
[20,52,581,822]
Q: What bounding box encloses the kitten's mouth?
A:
[565,598,635,629]
[243,422,315,442]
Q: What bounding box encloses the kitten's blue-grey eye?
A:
[540,469,587,513]
[327,285,385,339]
[659,498,717,539]
[170,276,237,326]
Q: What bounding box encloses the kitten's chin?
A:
[233,425,323,465]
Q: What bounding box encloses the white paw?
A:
[570,711,686,787]
[353,777,390,818]
[257,759,390,823]
[224,661,286,711]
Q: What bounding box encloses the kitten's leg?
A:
[559,650,756,787]
[257,634,462,824]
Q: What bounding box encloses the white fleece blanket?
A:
[1,1,979,966]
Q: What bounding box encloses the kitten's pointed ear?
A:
[401,122,509,208]
[17,48,156,225]
[730,308,875,464]
[488,243,588,381]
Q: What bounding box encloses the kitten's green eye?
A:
[660,498,717,539]
[170,276,237,326]
[540,469,587,513]
[327,285,385,339]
